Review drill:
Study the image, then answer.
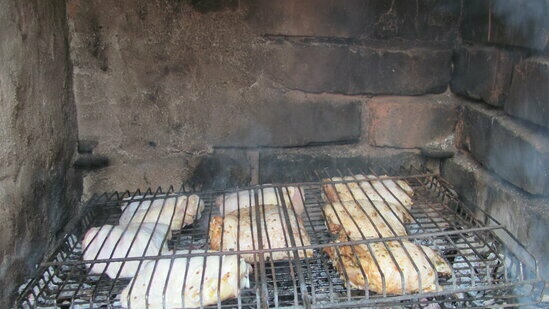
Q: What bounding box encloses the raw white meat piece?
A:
[323,174,414,209]
[119,194,204,233]
[215,186,305,215]
[82,223,169,279]
[120,251,251,309]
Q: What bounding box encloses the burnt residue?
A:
[190,152,251,190]
[188,0,238,13]
[73,154,109,170]
[88,14,108,71]
[77,140,98,154]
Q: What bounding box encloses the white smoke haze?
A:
[491,0,548,49]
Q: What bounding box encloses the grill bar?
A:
[15,167,544,308]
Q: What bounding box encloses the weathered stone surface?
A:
[505,57,549,129]
[82,156,199,199]
[461,0,549,51]
[451,45,523,106]
[266,39,452,95]
[213,99,361,148]
[68,0,267,163]
[246,0,460,43]
[461,103,549,195]
[0,0,81,307]
[259,147,426,183]
[367,95,458,148]
[441,153,549,283]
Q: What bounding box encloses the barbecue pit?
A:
[16,167,544,308]
[1,1,548,308]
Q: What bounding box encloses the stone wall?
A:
[447,0,549,295]
[0,0,81,307]
[67,0,461,194]
[450,0,549,196]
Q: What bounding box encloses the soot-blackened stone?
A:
[505,57,549,129]
[451,46,523,107]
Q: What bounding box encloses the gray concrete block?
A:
[266,39,452,95]
[505,57,549,129]
[451,46,523,106]
[462,103,549,195]
[367,95,458,148]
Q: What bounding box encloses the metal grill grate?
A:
[15,167,544,308]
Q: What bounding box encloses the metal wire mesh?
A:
[15,168,544,309]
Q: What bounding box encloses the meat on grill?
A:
[82,223,169,278]
[323,199,410,239]
[120,251,251,309]
[215,186,304,215]
[325,238,451,295]
[119,194,204,234]
[209,204,313,262]
[323,175,414,209]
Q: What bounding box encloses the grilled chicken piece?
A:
[209,205,313,262]
[119,194,204,234]
[325,239,451,295]
[120,251,251,309]
[323,199,410,240]
[82,224,168,279]
[323,175,414,209]
[215,186,305,215]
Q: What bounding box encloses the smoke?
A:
[490,0,548,49]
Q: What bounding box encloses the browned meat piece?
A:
[325,238,451,295]
[323,174,414,209]
[323,199,410,239]
[209,205,313,262]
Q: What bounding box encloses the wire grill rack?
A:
[15,167,544,308]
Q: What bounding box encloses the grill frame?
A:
[15,167,545,309]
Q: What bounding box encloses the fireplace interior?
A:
[1,0,548,308]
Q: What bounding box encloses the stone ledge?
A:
[461,103,549,195]
[450,45,523,107]
[259,146,426,183]
[441,153,549,283]
[505,57,549,129]
[264,40,452,95]
[367,95,458,148]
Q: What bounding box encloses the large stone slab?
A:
[265,39,452,95]
[0,0,81,307]
[451,45,523,106]
[461,103,549,195]
[441,153,549,284]
[460,0,549,51]
[213,99,361,148]
[246,0,460,43]
[367,95,458,148]
[505,57,549,129]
